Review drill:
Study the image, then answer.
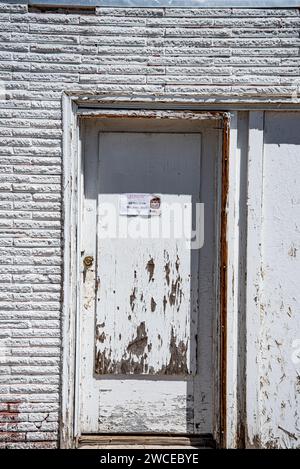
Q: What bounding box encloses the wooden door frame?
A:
[61,94,230,448]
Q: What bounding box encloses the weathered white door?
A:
[79,117,221,435]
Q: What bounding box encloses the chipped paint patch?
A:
[127,322,148,357]
[165,262,170,286]
[288,244,297,258]
[163,295,167,313]
[151,297,156,312]
[130,287,137,312]
[146,257,155,282]
[159,327,189,375]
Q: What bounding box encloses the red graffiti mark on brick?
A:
[0,402,21,422]
[0,401,24,444]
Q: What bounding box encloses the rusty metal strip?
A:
[219,114,230,448]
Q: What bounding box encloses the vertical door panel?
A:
[95,193,194,375]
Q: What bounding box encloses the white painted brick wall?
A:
[0,2,299,448]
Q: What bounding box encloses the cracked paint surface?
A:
[94,194,195,375]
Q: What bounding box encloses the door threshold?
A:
[77,434,215,449]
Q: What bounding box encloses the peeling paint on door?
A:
[80,121,219,435]
[95,193,194,375]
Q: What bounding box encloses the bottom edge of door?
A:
[77,433,216,449]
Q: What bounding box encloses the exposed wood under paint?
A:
[78,434,215,448]
[78,109,224,121]
[220,114,230,448]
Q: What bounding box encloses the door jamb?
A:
[61,95,230,448]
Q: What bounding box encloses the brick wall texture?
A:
[0,2,299,448]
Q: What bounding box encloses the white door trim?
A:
[61,94,80,448]
[61,94,231,448]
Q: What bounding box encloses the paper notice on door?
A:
[119,193,161,216]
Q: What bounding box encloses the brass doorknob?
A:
[83,255,94,268]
